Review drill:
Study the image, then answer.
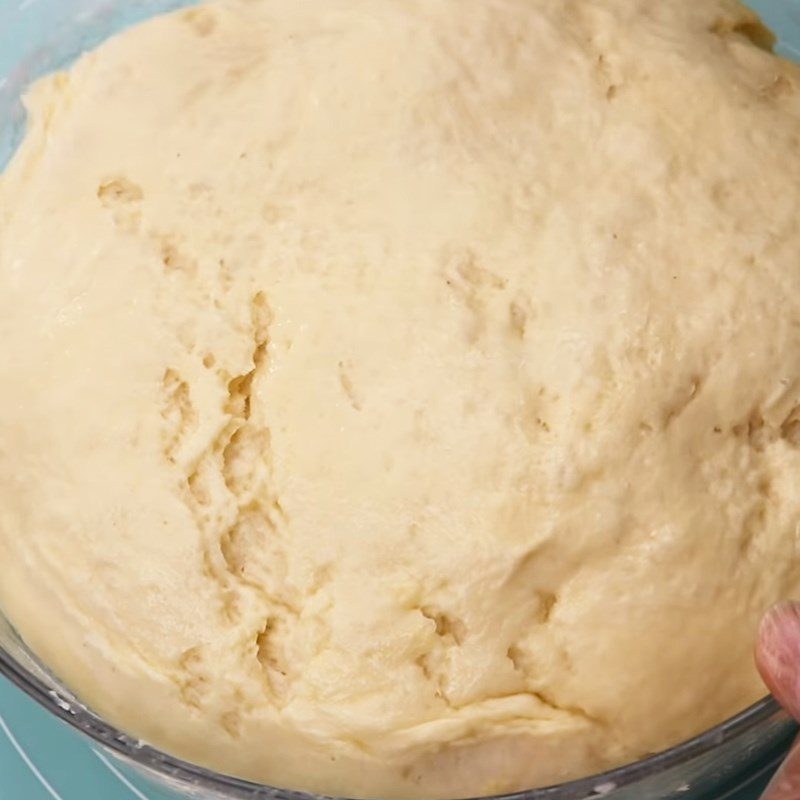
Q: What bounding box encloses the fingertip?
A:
[756,602,800,718]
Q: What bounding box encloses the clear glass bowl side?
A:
[1,0,800,799]
[0,615,795,800]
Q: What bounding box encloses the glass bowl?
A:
[1,1,799,798]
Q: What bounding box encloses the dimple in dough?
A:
[2,1,800,797]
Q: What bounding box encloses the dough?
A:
[1,0,800,796]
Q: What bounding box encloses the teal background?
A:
[0,679,174,800]
[0,0,800,798]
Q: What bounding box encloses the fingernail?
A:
[756,602,800,718]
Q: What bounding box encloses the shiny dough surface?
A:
[2,0,800,797]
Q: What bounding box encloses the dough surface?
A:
[2,0,800,796]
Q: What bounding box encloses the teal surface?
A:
[1,0,800,799]
[0,679,176,800]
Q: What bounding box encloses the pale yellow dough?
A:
[2,0,800,796]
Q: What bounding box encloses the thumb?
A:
[756,602,800,719]
[755,602,800,800]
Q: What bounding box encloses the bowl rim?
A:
[0,641,787,800]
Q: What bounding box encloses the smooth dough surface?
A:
[2,0,800,797]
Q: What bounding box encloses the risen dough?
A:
[2,0,800,797]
